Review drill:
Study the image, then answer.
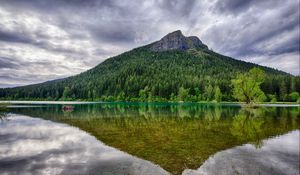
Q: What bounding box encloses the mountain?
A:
[0,30,299,102]
[150,30,208,51]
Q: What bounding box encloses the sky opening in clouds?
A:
[0,0,299,88]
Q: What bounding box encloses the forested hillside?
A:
[1,31,299,102]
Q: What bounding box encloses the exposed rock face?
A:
[150,30,208,52]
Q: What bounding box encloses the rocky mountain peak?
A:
[150,30,208,52]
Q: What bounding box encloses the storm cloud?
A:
[0,0,299,87]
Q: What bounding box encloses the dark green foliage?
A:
[0,46,299,102]
[62,87,71,100]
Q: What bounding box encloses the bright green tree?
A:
[214,86,222,102]
[170,93,176,101]
[117,91,125,101]
[178,87,189,101]
[204,85,214,101]
[267,94,277,102]
[288,92,299,102]
[231,67,266,104]
[139,89,147,101]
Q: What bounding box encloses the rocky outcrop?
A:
[150,30,208,52]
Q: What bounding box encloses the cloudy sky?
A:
[0,0,299,88]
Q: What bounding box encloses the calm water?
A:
[1,102,300,175]
[183,130,299,175]
[0,114,168,175]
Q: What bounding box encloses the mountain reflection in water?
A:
[0,114,168,175]
[3,102,300,174]
[183,130,300,175]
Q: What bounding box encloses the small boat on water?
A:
[62,105,74,112]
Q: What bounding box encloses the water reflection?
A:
[231,108,265,148]
[183,130,300,175]
[8,103,242,120]
[0,114,168,175]
[0,113,7,122]
[0,105,8,121]
[231,107,300,148]
[6,103,300,174]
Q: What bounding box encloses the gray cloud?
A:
[156,0,196,17]
[88,22,137,44]
[202,0,299,69]
[0,57,19,69]
[215,0,259,14]
[0,0,114,13]
[214,0,285,15]
[0,29,33,44]
[0,0,299,88]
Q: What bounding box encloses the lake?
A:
[0,102,299,175]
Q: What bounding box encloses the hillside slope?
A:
[1,31,299,102]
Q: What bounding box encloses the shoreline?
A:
[0,100,299,107]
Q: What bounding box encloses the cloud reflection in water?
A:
[183,130,300,175]
[0,114,169,175]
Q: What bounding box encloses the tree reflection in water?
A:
[231,107,300,148]
[231,108,265,148]
[6,103,300,174]
[0,104,8,122]
[0,113,8,122]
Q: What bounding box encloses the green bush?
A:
[288,92,299,102]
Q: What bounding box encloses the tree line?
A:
[0,48,299,103]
